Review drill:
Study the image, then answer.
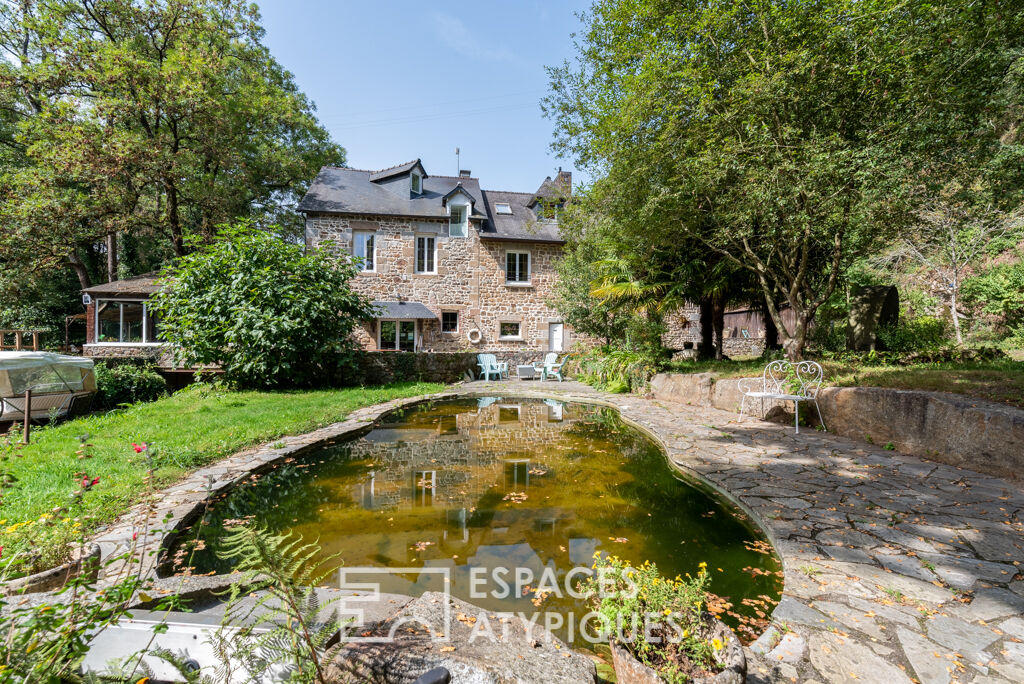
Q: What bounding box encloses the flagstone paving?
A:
[92,379,1024,684]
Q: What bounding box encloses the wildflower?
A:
[698,561,707,570]
[712,638,723,650]
[682,629,689,638]
[663,608,672,616]
[132,442,148,453]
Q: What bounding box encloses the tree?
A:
[545,0,1024,359]
[149,222,377,389]
[0,0,343,294]
[888,188,1024,344]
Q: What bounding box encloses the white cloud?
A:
[431,13,521,64]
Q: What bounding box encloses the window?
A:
[411,172,422,195]
[499,322,521,339]
[95,300,159,344]
[495,202,512,215]
[415,235,436,273]
[379,320,416,352]
[352,231,375,271]
[441,311,459,333]
[505,251,530,284]
[449,205,467,237]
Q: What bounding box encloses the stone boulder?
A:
[846,285,899,351]
[328,592,597,683]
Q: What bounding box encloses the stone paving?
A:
[92,379,1024,684]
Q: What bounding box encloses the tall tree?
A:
[0,0,343,296]
[545,0,1024,359]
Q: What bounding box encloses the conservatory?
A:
[0,352,96,423]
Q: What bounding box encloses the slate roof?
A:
[369,159,425,182]
[82,272,162,296]
[371,301,436,320]
[479,190,562,243]
[299,163,566,244]
[298,167,488,220]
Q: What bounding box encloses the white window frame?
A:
[498,321,522,340]
[93,298,160,345]
[449,205,467,237]
[377,319,417,352]
[441,311,459,333]
[415,235,437,274]
[495,202,512,215]
[411,172,422,195]
[505,251,531,286]
[352,231,376,272]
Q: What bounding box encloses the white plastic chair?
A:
[738,360,826,434]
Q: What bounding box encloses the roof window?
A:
[411,172,422,195]
[495,203,512,215]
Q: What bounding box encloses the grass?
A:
[1,381,444,574]
[663,357,1024,409]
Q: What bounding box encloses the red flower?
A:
[91,477,100,486]
[132,442,148,453]
[132,531,138,541]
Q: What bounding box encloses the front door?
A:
[548,322,564,352]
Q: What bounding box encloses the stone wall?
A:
[649,372,1024,481]
[344,351,557,386]
[83,343,174,366]
[305,213,570,354]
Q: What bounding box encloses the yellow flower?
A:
[682,629,689,638]
[663,608,672,616]
[698,561,707,570]
[712,638,723,650]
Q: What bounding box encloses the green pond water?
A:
[172,397,781,647]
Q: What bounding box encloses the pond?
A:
[170,397,782,647]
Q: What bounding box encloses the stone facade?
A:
[305,213,571,354]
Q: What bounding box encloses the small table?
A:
[516,364,538,380]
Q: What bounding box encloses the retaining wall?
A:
[650,372,1024,481]
[345,351,555,386]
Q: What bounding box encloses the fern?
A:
[210,523,348,683]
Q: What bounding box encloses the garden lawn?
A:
[664,358,1024,409]
[1,382,443,574]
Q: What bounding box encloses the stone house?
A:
[298,159,574,354]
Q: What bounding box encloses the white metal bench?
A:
[738,360,826,434]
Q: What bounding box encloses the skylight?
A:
[495,203,512,215]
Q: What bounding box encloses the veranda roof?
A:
[371,301,437,320]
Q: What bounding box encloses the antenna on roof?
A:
[456,147,461,175]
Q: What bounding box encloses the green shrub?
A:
[565,347,659,393]
[875,316,947,352]
[94,362,168,409]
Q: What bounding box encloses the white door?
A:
[548,323,564,352]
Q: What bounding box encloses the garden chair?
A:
[738,359,826,434]
[476,353,507,381]
[535,352,564,382]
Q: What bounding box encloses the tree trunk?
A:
[712,295,725,360]
[106,232,118,281]
[68,249,92,290]
[783,315,809,361]
[698,297,714,359]
[762,297,779,352]
[950,282,963,346]
[166,180,184,256]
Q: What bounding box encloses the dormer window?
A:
[449,205,467,237]
[411,172,422,195]
[495,203,512,215]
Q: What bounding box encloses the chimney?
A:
[555,168,572,192]
[459,169,472,178]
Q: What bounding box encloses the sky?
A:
[253,0,592,193]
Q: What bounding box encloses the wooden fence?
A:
[0,330,42,351]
